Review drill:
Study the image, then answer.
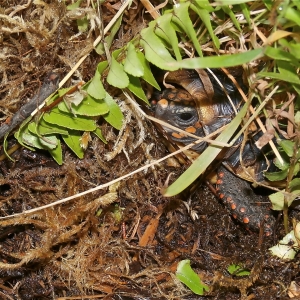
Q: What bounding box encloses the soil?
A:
[0,1,299,299]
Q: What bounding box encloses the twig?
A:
[41,81,84,112]
[140,0,161,19]
[0,73,59,140]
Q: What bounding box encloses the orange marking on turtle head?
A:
[194,121,202,128]
[185,126,196,133]
[231,203,236,210]
[157,99,169,109]
[4,116,12,124]
[172,132,183,139]
[167,92,176,99]
[178,91,191,100]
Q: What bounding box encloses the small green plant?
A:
[227,264,251,276]
[176,259,209,295]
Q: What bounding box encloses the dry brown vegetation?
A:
[0,1,299,299]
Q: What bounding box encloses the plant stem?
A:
[284,131,300,234]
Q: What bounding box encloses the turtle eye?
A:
[178,112,194,121]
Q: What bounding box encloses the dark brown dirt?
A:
[0,1,299,300]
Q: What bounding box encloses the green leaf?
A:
[77,17,88,32]
[221,6,241,31]
[264,169,288,181]
[227,264,250,276]
[136,52,160,90]
[155,13,182,61]
[277,60,300,85]
[43,108,97,131]
[295,111,300,125]
[127,75,149,104]
[191,4,220,49]
[269,191,296,210]
[279,139,294,157]
[103,92,124,130]
[14,119,35,150]
[28,121,65,139]
[140,22,177,71]
[163,102,249,196]
[269,191,284,210]
[36,135,58,149]
[67,0,82,10]
[37,119,68,135]
[265,46,298,64]
[165,48,263,69]
[95,13,123,55]
[92,127,107,144]
[289,178,300,192]
[173,2,203,56]
[107,53,129,89]
[284,6,300,27]
[58,94,109,116]
[62,130,85,159]
[112,204,123,223]
[258,71,300,85]
[292,0,300,11]
[111,48,124,59]
[123,42,144,77]
[273,156,289,170]
[287,41,300,60]
[193,0,214,11]
[86,65,106,100]
[49,139,63,165]
[176,260,209,295]
[263,0,273,10]
[3,133,14,162]
[56,87,70,97]
[216,0,253,5]
[293,163,300,176]
[292,84,300,96]
[22,126,58,150]
[240,3,251,25]
[97,60,109,74]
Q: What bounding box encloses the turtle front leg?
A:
[216,165,275,235]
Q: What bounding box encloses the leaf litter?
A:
[0,1,299,299]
